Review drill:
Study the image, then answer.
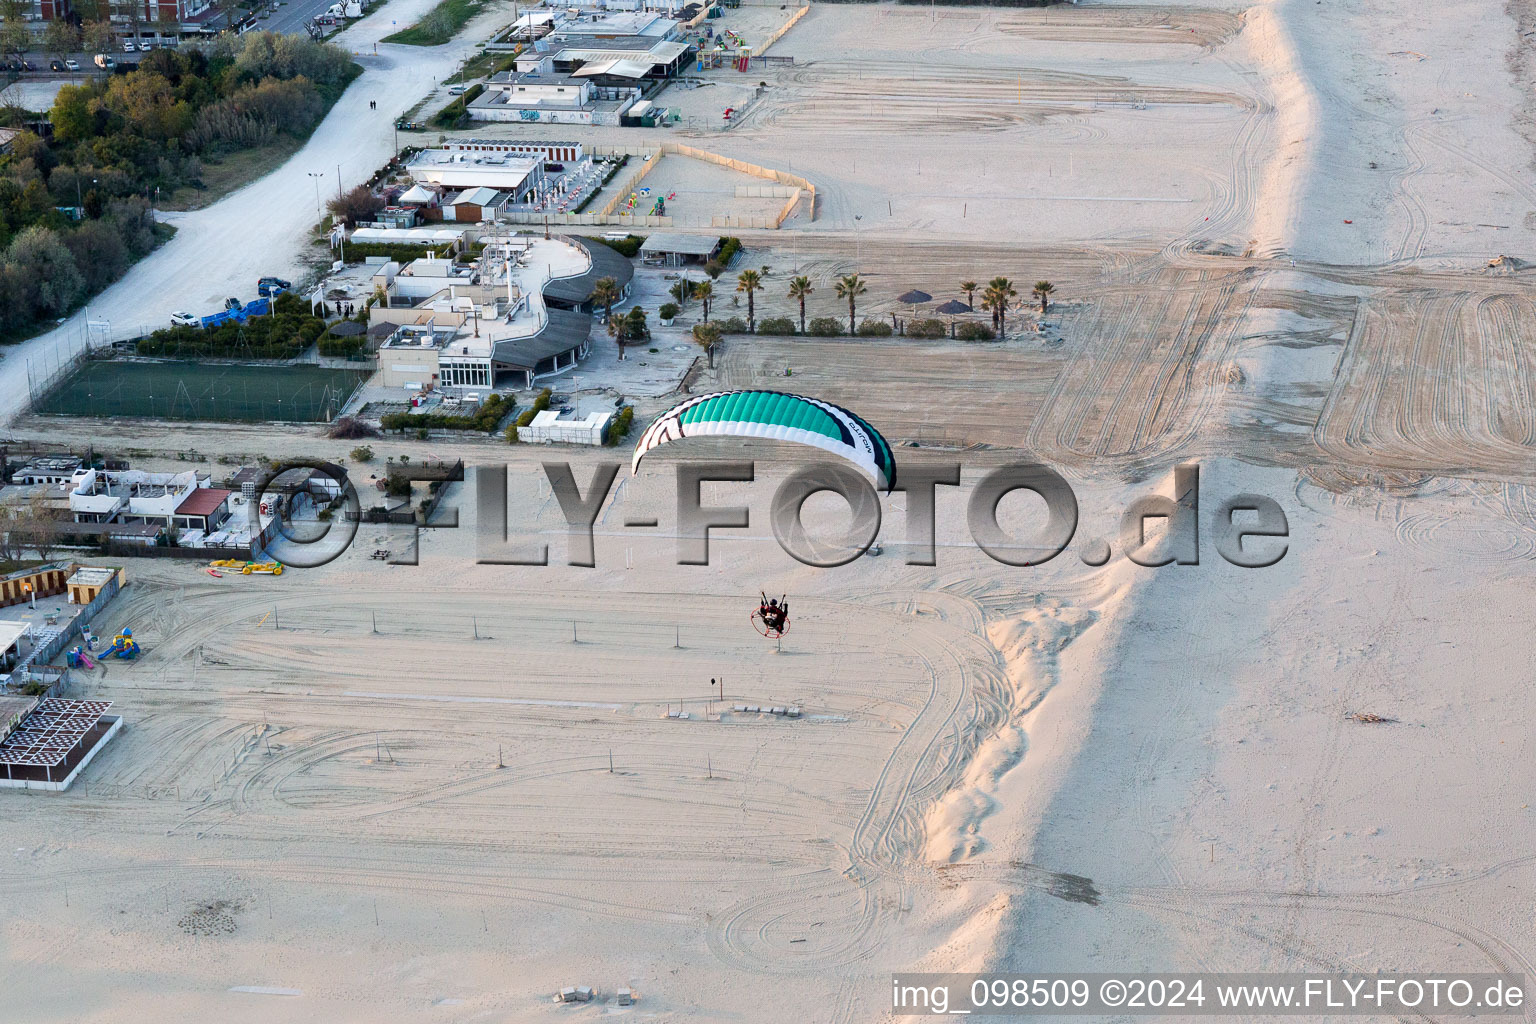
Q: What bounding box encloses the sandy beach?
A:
[3,0,1536,1019]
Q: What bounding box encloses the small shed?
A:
[66,566,120,606]
[637,232,721,266]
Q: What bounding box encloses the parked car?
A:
[94,54,115,69]
[170,311,200,327]
[22,60,36,71]
[257,276,292,297]
[49,59,64,71]
[139,41,154,51]
[65,58,80,71]
[223,297,242,311]
[123,41,137,52]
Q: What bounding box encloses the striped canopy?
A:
[632,390,896,490]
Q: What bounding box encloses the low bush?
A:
[432,83,485,128]
[717,316,749,334]
[658,302,680,320]
[716,236,743,266]
[955,322,995,341]
[606,405,634,445]
[136,301,330,360]
[907,318,947,339]
[587,233,645,258]
[350,444,375,462]
[756,316,796,335]
[510,387,553,434]
[318,332,368,358]
[857,319,893,337]
[328,416,379,440]
[806,317,844,337]
[342,241,456,263]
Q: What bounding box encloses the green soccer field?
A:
[34,360,372,423]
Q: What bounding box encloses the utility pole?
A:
[307,171,324,226]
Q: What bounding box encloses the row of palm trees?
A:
[590,271,1054,343]
[959,278,1055,335]
[727,270,869,336]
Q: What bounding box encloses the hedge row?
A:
[606,405,634,445]
[135,293,327,360]
[380,392,513,433]
[588,233,645,258]
[433,83,486,128]
[506,387,553,441]
[343,242,456,263]
[702,235,743,278]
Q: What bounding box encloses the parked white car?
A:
[170,311,200,327]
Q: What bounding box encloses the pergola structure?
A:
[0,699,118,787]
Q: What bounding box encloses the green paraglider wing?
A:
[632,390,896,490]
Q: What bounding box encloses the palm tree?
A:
[960,280,977,309]
[1032,280,1055,314]
[692,279,713,322]
[736,269,762,334]
[835,273,867,336]
[692,322,722,369]
[787,276,814,335]
[591,276,620,332]
[983,277,1017,336]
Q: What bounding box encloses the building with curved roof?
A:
[543,237,635,313]
[371,234,629,391]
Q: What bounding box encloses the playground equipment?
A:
[208,560,285,576]
[66,646,97,669]
[103,629,140,660]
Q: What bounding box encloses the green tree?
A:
[960,280,977,309]
[43,20,82,60]
[668,278,690,311]
[591,275,620,332]
[835,273,866,336]
[6,225,85,315]
[82,20,114,57]
[787,275,813,335]
[620,305,649,345]
[1032,280,1055,314]
[735,268,761,334]
[692,279,712,322]
[1,6,30,59]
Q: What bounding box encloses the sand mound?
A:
[922,600,1097,863]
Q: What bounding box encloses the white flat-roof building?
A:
[67,468,209,527]
[517,408,614,445]
[372,236,599,392]
[550,11,680,41]
[468,64,638,125]
[11,456,83,485]
[405,149,546,198]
